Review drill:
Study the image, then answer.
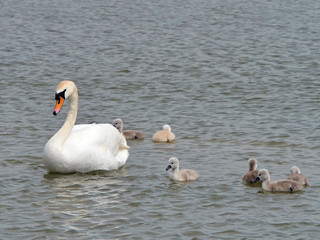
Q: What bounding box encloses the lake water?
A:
[1,0,320,239]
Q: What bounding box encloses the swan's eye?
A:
[55,89,66,102]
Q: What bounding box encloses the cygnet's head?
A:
[290,166,301,174]
[113,118,123,132]
[166,157,179,171]
[163,124,171,131]
[248,158,257,171]
[255,169,270,182]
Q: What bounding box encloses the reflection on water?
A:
[41,170,131,237]
[167,179,195,191]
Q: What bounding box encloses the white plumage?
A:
[43,81,129,173]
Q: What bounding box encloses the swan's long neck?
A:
[52,90,78,146]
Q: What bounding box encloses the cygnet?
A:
[254,169,303,193]
[165,157,199,181]
[113,118,144,140]
[152,124,175,142]
[286,166,309,187]
[242,158,260,184]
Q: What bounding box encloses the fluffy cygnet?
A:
[254,169,303,193]
[165,157,199,181]
[152,124,175,142]
[242,158,260,184]
[113,118,144,140]
[286,166,309,187]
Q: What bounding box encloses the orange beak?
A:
[53,96,65,115]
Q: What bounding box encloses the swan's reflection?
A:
[42,167,130,229]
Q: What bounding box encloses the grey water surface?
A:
[1,0,320,239]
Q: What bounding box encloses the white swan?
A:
[43,81,129,173]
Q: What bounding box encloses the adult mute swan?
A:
[43,81,129,173]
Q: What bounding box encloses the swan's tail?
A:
[116,144,129,168]
[120,143,130,150]
[116,135,130,167]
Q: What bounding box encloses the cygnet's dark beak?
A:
[166,165,172,171]
[254,177,260,183]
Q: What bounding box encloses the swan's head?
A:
[163,124,171,131]
[290,166,301,174]
[113,118,123,132]
[53,81,77,115]
[166,157,179,171]
[254,169,270,183]
[248,158,257,171]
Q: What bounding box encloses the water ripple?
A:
[1,0,320,239]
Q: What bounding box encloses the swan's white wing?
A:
[72,123,96,131]
[67,123,126,154]
[58,123,129,172]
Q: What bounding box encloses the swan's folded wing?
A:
[67,123,124,156]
